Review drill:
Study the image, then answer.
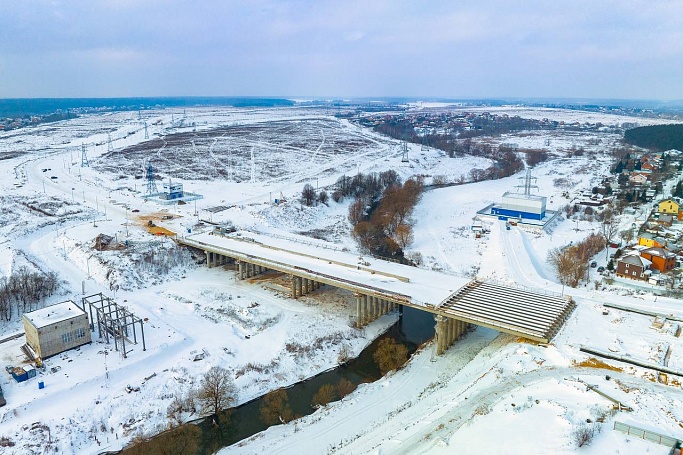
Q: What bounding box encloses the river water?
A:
[120,306,436,454]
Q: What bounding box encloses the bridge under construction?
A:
[178,230,575,354]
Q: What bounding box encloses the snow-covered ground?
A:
[0,105,682,454]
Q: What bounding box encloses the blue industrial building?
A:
[490,192,547,221]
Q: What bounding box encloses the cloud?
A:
[0,0,681,99]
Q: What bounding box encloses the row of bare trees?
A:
[349,178,423,259]
[0,267,59,322]
[548,233,605,287]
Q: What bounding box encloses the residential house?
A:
[638,232,667,248]
[659,198,680,215]
[642,161,657,172]
[640,247,677,273]
[629,173,648,185]
[653,214,674,227]
[616,254,651,281]
[658,198,683,221]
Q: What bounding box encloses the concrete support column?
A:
[446,318,454,346]
[206,251,211,268]
[237,261,243,279]
[291,276,297,299]
[435,315,447,355]
[356,294,362,328]
[297,277,303,297]
[455,320,465,339]
[363,295,369,325]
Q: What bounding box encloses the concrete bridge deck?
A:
[177,230,575,348]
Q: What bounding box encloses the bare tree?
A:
[311,384,337,408]
[318,190,329,206]
[197,366,236,416]
[394,223,414,249]
[600,222,618,260]
[348,198,366,226]
[620,229,634,246]
[548,247,585,288]
[260,389,294,425]
[571,422,598,447]
[301,184,316,206]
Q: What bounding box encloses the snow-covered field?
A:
[1,105,682,454]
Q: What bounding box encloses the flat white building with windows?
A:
[23,300,91,359]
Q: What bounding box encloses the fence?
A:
[613,421,680,451]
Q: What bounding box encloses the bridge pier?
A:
[435,316,470,355]
[355,294,363,327]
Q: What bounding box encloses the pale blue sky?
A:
[1,0,681,99]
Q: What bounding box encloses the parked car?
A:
[597,266,605,273]
[590,261,597,268]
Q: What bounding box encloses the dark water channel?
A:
[122,306,435,454]
[195,306,435,454]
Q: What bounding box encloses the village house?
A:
[642,161,657,172]
[616,254,651,281]
[629,173,649,185]
[638,232,667,249]
[653,214,675,227]
[640,247,677,273]
[658,198,683,221]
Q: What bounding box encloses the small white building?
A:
[161,180,184,200]
[23,301,91,359]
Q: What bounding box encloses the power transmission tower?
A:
[81,144,89,167]
[146,162,158,195]
[401,141,409,163]
[144,122,149,140]
[516,168,538,195]
[107,133,113,153]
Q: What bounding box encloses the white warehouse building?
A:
[490,191,547,221]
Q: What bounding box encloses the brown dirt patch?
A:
[573,357,623,371]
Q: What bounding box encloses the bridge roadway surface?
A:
[177,230,574,343]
